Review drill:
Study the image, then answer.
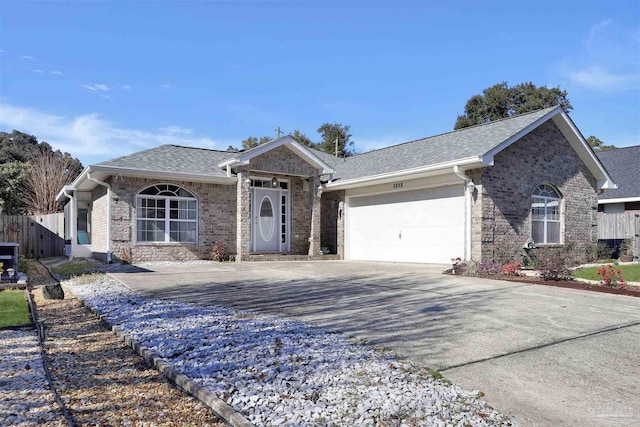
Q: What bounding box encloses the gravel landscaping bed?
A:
[0,329,66,426]
[69,274,515,426]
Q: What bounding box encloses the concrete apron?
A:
[111,261,640,427]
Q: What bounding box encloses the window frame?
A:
[531,183,562,245]
[136,184,198,243]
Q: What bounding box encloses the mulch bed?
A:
[446,269,640,297]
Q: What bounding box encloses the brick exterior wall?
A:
[470,120,599,262]
[90,186,108,253]
[320,190,345,255]
[101,177,236,263]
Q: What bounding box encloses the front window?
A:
[531,183,561,244]
[137,184,197,243]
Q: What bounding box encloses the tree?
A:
[23,147,83,214]
[586,135,616,151]
[0,162,29,214]
[233,123,356,157]
[240,136,272,151]
[291,130,313,148]
[454,82,573,129]
[315,123,355,157]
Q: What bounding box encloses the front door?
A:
[253,188,280,252]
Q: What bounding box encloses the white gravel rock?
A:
[0,329,66,426]
[69,276,515,426]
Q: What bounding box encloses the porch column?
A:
[308,176,322,256]
[236,167,251,261]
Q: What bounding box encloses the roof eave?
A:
[325,157,484,191]
[551,111,617,190]
[598,196,640,204]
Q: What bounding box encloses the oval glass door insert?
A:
[259,196,274,241]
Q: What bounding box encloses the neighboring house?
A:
[596,145,640,213]
[57,106,615,264]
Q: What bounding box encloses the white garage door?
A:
[346,186,465,264]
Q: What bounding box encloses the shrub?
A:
[591,241,614,262]
[477,261,501,277]
[500,261,522,277]
[534,247,571,281]
[211,241,229,262]
[119,247,132,265]
[597,264,625,288]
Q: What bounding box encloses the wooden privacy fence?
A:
[597,212,640,255]
[0,214,65,258]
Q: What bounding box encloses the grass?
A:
[0,290,31,327]
[50,259,99,280]
[573,264,640,282]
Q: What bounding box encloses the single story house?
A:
[57,105,615,264]
[596,145,640,213]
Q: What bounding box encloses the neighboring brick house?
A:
[58,106,615,264]
[596,145,640,213]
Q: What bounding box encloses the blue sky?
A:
[1,0,638,166]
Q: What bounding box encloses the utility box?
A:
[0,242,19,283]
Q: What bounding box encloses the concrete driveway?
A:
[111,261,640,427]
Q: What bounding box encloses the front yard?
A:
[573,264,640,283]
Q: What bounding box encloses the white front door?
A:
[252,188,280,252]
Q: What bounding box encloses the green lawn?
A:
[573,264,640,282]
[50,259,99,279]
[0,290,31,327]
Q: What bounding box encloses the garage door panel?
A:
[347,186,464,264]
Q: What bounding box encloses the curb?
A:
[71,286,253,427]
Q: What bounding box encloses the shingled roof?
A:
[596,145,640,201]
[325,106,559,181]
[97,144,233,178]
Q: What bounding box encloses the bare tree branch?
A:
[23,148,83,214]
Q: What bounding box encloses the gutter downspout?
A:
[87,172,112,263]
[63,188,75,261]
[453,166,475,261]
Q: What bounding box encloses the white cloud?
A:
[160,126,192,135]
[21,55,36,61]
[563,19,640,93]
[569,65,639,91]
[121,85,131,90]
[33,69,43,74]
[80,83,110,94]
[160,84,174,90]
[51,70,64,76]
[0,103,228,164]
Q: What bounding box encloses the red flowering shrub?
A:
[597,264,625,288]
[500,261,522,277]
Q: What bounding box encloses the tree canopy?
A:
[454,82,573,130]
[315,123,354,157]
[232,123,355,157]
[0,130,83,214]
[586,135,616,152]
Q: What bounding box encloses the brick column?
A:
[236,167,251,261]
[337,200,345,259]
[308,177,322,256]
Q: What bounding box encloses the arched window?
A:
[136,184,197,243]
[531,184,561,244]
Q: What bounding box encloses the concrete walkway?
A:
[111,261,640,427]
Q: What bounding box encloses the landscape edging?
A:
[71,284,254,427]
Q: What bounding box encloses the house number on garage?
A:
[393,182,404,189]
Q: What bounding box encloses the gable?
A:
[250,145,318,177]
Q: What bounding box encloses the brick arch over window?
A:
[531,183,562,244]
[136,184,198,243]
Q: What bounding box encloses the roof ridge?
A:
[349,105,560,158]
[597,144,640,152]
[165,143,231,154]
